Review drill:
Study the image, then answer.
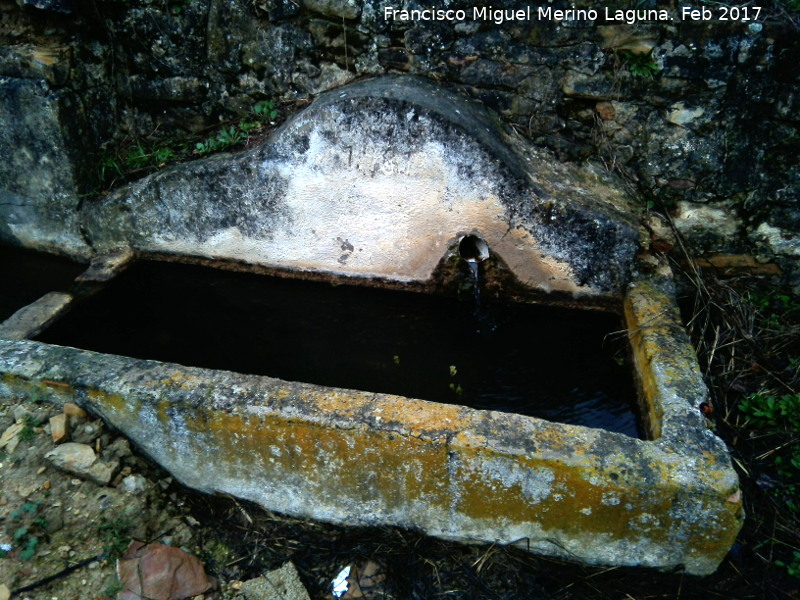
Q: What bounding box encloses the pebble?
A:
[45,443,119,485]
[12,405,34,423]
[595,101,615,121]
[45,442,96,472]
[63,403,88,418]
[120,474,148,495]
[240,562,310,600]
[104,437,132,461]
[50,413,69,444]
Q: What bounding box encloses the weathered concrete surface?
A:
[0,77,90,258]
[0,270,743,575]
[83,76,639,300]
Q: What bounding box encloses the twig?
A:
[10,552,108,597]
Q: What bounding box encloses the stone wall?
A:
[1,0,798,286]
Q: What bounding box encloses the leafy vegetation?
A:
[98,514,134,561]
[167,0,190,15]
[194,125,247,155]
[18,413,40,442]
[253,99,278,120]
[621,50,660,78]
[741,392,800,432]
[3,500,47,560]
[96,99,282,190]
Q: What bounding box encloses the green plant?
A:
[776,551,800,578]
[7,500,45,560]
[98,515,133,561]
[25,389,45,404]
[740,393,800,431]
[740,391,800,578]
[167,0,190,14]
[195,126,247,155]
[253,99,278,121]
[217,126,245,147]
[18,414,40,441]
[750,290,800,328]
[125,142,151,171]
[104,577,124,597]
[98,98,282,188]
[99,155,124,183]
[152,146,176,165]
[621,50,660,78]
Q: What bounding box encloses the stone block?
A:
[0,77,89,258]
[0,270,743,575]
[0,292,74,341]
[83,75,639,302]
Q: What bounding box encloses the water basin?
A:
[36,260,640,437]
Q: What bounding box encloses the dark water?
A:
[37,261,642,438]
[0,245,86,322]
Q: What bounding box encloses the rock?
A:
[19,0,75,13]
[750,222,800,260]
[302,0,360,20]
[44,442,119,485]
[50,413,69,443]
[0,78,90,258]
[0,583,9,600]
[43,506,64,533]
[117,542,214,600]
[240,562,310,600]
[377,47,412,71]
[120,474,148,495]
[596,101,616,121]
[0,422,24,454]
[85,75,639,298]
[86,459,119,486]
[672,201,743,253]
[293,62,353,96]
[104,437,132,461]
[63,403,88,418]
[666,102,705,127]
[70,419,103,445]
[45,442,96,472]
[645,213,676,254]
[12,405,34,423]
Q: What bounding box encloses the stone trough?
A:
[0,75,742,575]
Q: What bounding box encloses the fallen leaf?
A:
[118,542,214,600]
